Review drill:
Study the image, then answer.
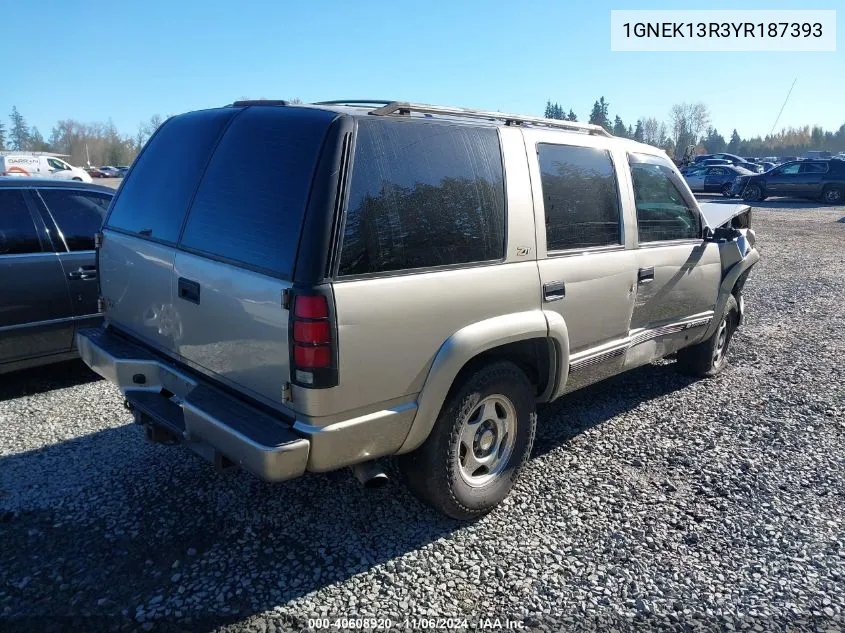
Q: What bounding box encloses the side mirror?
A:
[702,225,714,241]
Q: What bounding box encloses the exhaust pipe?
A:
[351,461,389,489]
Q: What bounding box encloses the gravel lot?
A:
[1,201,843,632]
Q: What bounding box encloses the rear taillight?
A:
[290,293,337,388]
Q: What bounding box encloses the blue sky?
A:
[3,0,842,140]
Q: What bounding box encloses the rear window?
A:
[338,119,506,276]
[106,108,236,243]
[179,107,335,277]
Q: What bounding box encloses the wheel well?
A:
[451,338,553,400]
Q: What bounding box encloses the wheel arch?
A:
[395,310,569,454]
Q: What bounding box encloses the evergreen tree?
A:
[612,115,627,137]
[626,125,633,139]
[633,119,644,142]
[567,109,577,122]
[9,106,30,151]
[544,100,553,119]
[0,121,5,149]
[728,129,741,153]
[588,97,610,130]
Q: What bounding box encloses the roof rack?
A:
[230,99,289,107]
[313,100,395,107]
[368,101,612,137]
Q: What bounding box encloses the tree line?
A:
[0,105,165,167]
[544,97,845,158]
[2,99,844,166]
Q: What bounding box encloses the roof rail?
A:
[230,99,289,107]
[369,101,612,137]
[313,100,395,107]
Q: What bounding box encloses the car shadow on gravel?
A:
[0,360,101,402]
[0,358,704,632]
[532,360,697,458]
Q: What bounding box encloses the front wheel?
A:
[398,361,536,520]
[742,183,763,202]
[676,294,739,377]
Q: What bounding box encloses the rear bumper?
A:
[76,327,309,482]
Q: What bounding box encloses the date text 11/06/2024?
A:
[307,617,526,630]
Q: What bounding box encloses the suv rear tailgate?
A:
[99,105,337,408]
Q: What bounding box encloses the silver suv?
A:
[77,100,759,519]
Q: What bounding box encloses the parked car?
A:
[0,178,113,373]
[76,100,759,519]
[758,162,776,172]
[98,166,122,178]
[733,159,845,203]
[85,166,107,178]
[684,164,755,196]
[0,153,93,183]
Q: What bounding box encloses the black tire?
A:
[742,183,763,202]
[721,182,733,197]
[676,294,739,377]
[72,177,82,181]
[398,361,536,520]
[822,185,843,205]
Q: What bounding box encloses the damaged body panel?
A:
[698,201,759,334]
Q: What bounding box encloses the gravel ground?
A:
[1,201,844,632]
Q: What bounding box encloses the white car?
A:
[0,153,93,183]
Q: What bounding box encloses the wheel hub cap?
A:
[457,395,517,487]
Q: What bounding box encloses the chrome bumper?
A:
[76,327,309,482]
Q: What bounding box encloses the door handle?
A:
[177,277,201,304]
[543,280,565,302]
[638,266,655,285]
[67,266,97,280]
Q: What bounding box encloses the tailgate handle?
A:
[638,266,655,284]
[178,277,201,304]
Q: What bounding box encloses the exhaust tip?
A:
[363,472,389,489]
[352,461,389,489]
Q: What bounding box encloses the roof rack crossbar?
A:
[368,101,612,137]
[313,100,396,107]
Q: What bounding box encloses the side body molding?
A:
[396,310,569,455]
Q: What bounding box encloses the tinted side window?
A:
[779,163,800,175]
[538,144,621,250]
[38,190,111,251]
[338,119,506,276]
[0,190,41,255]
[180,107,335,277]
[629,154,700,242]
[106,109,235,243]
[800,162,828,174]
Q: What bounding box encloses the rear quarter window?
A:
[105,108,236,243]
[338,119,506,276]
[179,107,336,277]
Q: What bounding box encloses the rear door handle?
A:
[178,277,201,304]
[67,265,97,280]
[638,266,655,284]
[543,280,565,302]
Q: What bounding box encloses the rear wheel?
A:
[822,185,843,204]
[399,361,536,520]
[676,295,738,377]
